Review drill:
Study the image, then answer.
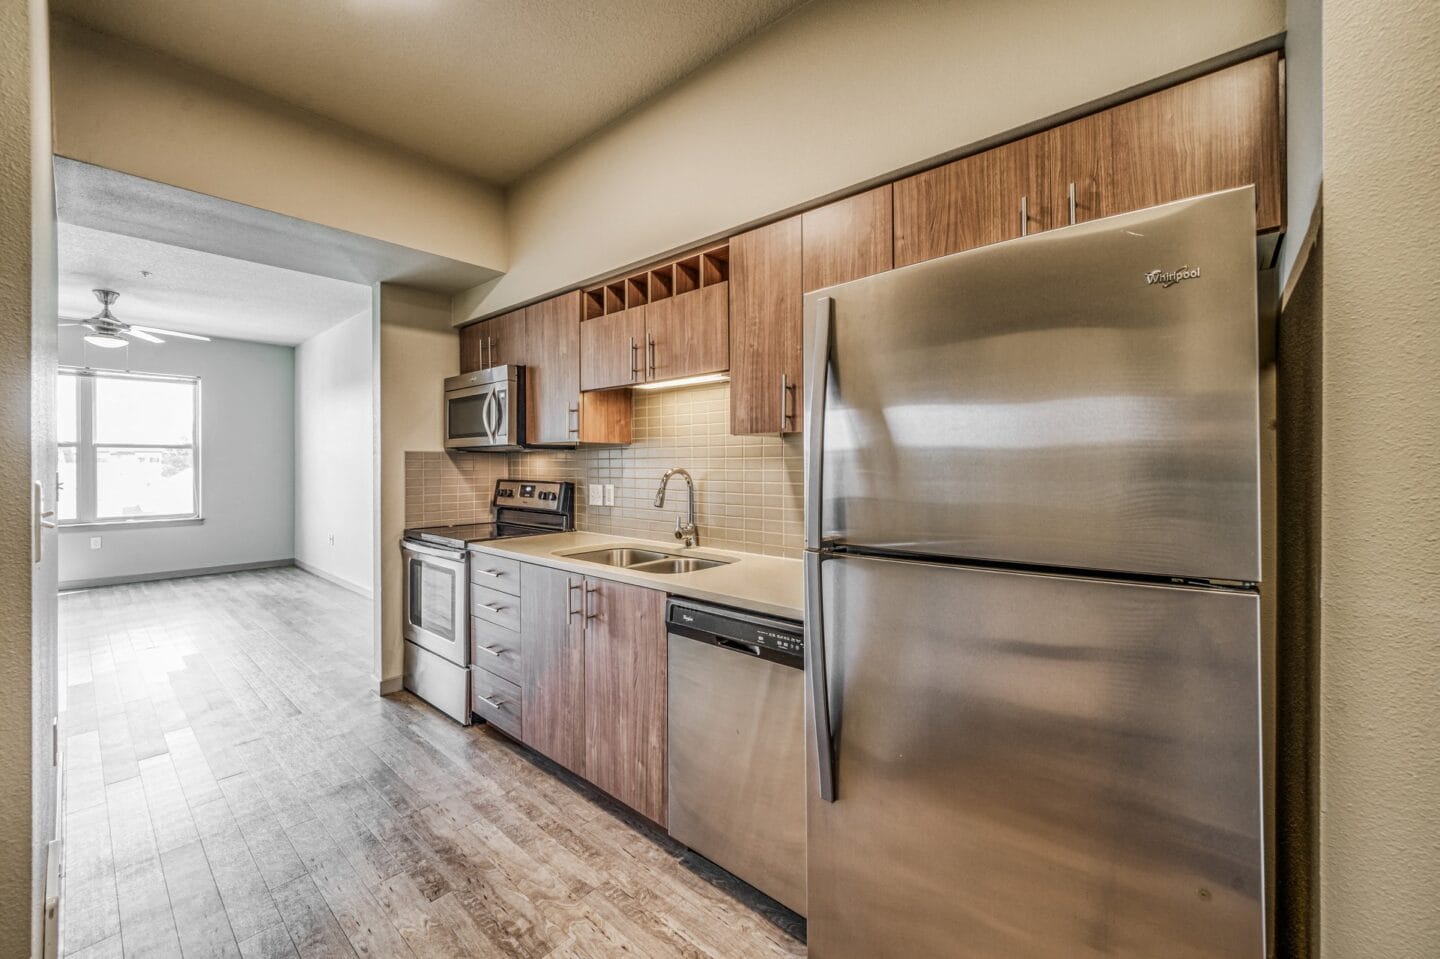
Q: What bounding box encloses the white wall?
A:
[295,309,374,595]
[375,284,456,688]
[457,0,1284,320]
[1319,1,1440,956]
[58,330,295,586]
[49,18,507,274]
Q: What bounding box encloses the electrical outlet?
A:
[588,484,604,506]
[89,536,102,550]
[328,533,335,546]
[604,484,615,506]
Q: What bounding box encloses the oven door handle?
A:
[401,541,467,564]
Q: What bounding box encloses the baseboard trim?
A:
[59,559,294,591]
[379,675,404,695]
[294,559,374,599]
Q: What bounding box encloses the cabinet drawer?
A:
[470,616,522,686]
[469,552,522,594]
[471,583,521,632]
[470,667,522,739]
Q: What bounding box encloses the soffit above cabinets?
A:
[51,0,812,185]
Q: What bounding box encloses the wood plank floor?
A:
[59,567,806,958]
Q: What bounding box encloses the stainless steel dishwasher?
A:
[667,599,806,915]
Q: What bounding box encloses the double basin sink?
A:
[562,546,732,575]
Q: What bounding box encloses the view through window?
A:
[57,368,200,524]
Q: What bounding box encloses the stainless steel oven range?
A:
[400,479,574,723]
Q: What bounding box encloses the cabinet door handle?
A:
[647,334,656,378]
[473,567,502,578]
[584,582,599,620]
[1068,182,1077,226]
[567,578,583,622]
[476,644,502,657]
[780,373,796,430]
[477,695,506,709]
[476,602,505,613]
[567,403,581,436]
[1020,195,1029,237]
[629,336,640,381]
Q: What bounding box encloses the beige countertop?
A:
[469,531,803,621]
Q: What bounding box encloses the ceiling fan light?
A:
[84,332,128,349]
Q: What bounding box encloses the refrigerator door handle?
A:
[805,296,833,550]
[805,550,837,802]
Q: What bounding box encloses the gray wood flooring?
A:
[59,567,806,958]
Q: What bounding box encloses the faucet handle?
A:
[674,515,685,540]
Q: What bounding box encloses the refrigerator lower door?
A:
[807,552,1263,959]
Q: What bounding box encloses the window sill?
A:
[61,517,205,532]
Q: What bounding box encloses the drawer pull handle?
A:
[476,644,502,657]
[477,695,506,709]
[477,602,505,613]
[473,568,502,578]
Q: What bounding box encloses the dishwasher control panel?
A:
[667,599,803,668]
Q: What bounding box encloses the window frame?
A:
[59,366,204,529]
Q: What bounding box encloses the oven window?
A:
[409,559,456,640]
[448,392,489,438]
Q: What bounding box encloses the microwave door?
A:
[445,384,490,448]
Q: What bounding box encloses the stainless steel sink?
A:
[627,557,731,575]
[565,547,671,568]
[561,545,732,574]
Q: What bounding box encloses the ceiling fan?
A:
[61,289,213,349]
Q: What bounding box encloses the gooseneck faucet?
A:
[655,467,699,548]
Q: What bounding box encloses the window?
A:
[58,367,201,526]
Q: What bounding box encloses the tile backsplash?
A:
[404,383,804,558]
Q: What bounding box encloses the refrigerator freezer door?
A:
[806,552,1263,959]
[804,188,1261,582]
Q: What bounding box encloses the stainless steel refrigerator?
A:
[803,187,1265,959]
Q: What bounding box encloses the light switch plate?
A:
[588,484,604,506]
[604,484,615,506]
[89,536,102,550]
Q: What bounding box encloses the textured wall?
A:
[57,331,297,586]
[404,384,803,557]
[296,310,374,595]
[1320,1,1440,956]
[1,0,56,954]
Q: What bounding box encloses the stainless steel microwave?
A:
[444,366,525,451]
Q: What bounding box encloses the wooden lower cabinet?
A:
[582,578,668,825]
[519,564,586,775]
[516,565,668,824]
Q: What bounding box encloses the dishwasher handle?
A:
[715,637,762,657]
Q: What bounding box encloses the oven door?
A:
[401,540,469,666]
[445,384,498,449]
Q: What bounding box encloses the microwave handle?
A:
[482,390,498,443]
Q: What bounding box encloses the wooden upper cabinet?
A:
[894,137,1035,267]
[582,578,668,825]
[580,307,644,391]
[520,565,586,775]
[527,292,631,445]
[460,310,521,373]
[730,217,803,436]
[1034,110,1114,231]
[1107,53,1283,232]
[646,283,729,381]
[801,184,895,292]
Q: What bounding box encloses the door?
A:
[527,292,583,443]
[644,284,729,382]
[583,577,668,824]
[580,306,644,390]
[730,216,802,434]
[401,543,468,665]
[807,188,1261,582]
[802,184,895,293]
[806,552,1264,959]
[893,136,1036,267]
[1107,54,1283,232]
[519,564,586,774]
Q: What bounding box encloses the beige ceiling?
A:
[52,0,813,185]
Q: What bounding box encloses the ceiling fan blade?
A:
[130,324,212,342]
[124,328,165,344]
